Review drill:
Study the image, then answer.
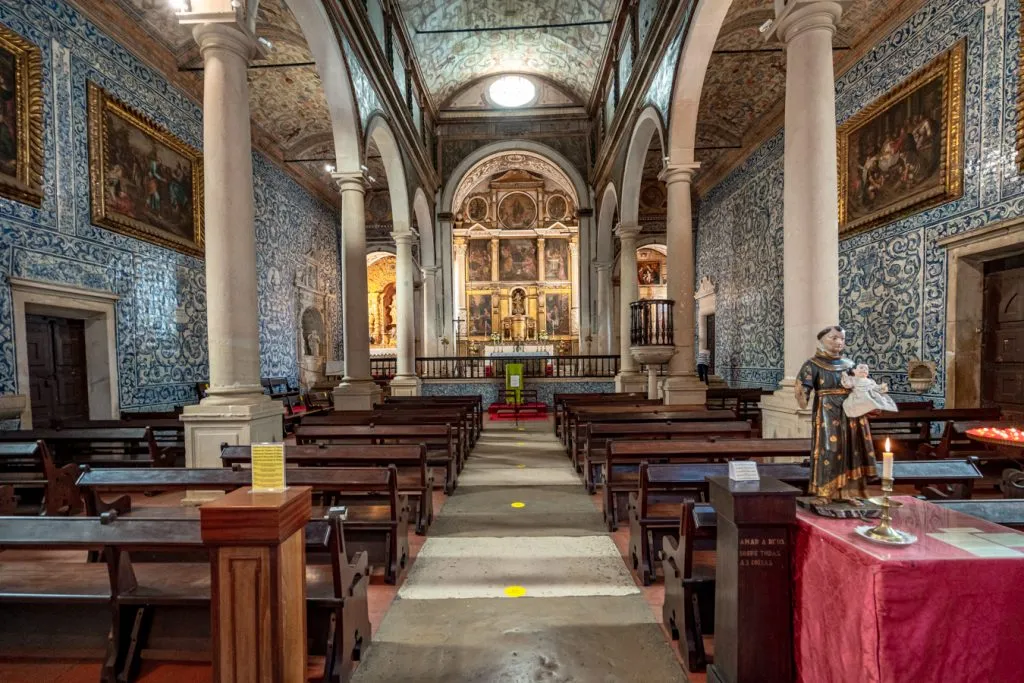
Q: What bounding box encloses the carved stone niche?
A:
[907,360,937,394]
[295,251,335,390]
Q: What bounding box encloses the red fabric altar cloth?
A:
[794,497,1024,683]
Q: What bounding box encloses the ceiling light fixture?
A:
[258,37,273,50]
[488,75,536,108]
[324,163,336,173]
[758,19,774,34]
[168,0,191,12]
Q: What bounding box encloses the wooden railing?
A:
[630,299,674,346]
[371,355,622,380]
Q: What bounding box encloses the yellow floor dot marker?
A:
[510,501,526,508]
[517,464,527,469]
[504,585,527,598]
[515,441,526,446]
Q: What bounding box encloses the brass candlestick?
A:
[856,477,917,546]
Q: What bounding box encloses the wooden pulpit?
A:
[707,476,800,683]
[200,486,311,682]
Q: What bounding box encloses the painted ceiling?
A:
[396,0,617,105]
[694,0,914,193]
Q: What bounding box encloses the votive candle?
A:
[882,438,894,481]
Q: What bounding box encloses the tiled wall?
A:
[696,0,1021,405]
[0,0,341,410]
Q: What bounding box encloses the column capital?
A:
[190,21,261,61]
[659,162,701,186]
[614,222,643,241]
[422,265,441,275]
[392,230,415,246]
[331,171,365,195]
[766,0,848,45]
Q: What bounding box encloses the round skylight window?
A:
[488,76,537,108]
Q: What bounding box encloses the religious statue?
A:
[511,288,526,315]
[794,326,876,504]
[306,329,321,358]
[842,364,898,418]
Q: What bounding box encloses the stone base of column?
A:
[663,374,708,406]
[389,375,422,397]
[615,371,648,395]
[708,374,729,389]
[761,380,813,439]
[181,397,285,503]
[333,379,383,411]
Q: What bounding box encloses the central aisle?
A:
[351,418,686,682]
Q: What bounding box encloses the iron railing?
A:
[630,299,674,347]
[370,355,621,380]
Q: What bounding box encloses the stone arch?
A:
[596,182,618,264]
[620,106,666,226]
[412,187,434,267]
[365,114,411,234]
[283,0,362,172]
[665,0,734,164]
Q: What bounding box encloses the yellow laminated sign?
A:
[250,442,286,491]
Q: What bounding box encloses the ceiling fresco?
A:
[694,0,915,193]
[396,0,617,104]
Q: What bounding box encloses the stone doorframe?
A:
[9,277,120,427]
[695,276,716,352]
[940,218,1024,408]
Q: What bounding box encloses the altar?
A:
[795,497,1024,682]
[484,344,554,357]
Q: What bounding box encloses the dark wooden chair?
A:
[662,500,715,672]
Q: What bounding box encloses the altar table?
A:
[795,497,1024,683]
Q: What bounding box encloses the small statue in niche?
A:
[511,288,526,316]
[306,329,322,358]
[794,326,877,505]
[842,363,898,418]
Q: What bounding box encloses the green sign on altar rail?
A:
[505,363,524,405]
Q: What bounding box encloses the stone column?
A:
[661,164,707,405]
[332,171,381,410]
[537,237,546,281]
[179,18,282,475]
[390,230,421,396]
[422,265,441,356]
[762,0,847,437]
[614,223,646,393]
[452,237,467,341]
[594,261,613,355]
[569,237,580,342]
[490,237,500,281]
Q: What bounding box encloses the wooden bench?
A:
[0,513,369,682]
[221,443,434,534]
[0,427,173,468]
[583,420,755,495]
[562,399,665,449]
[869,407,1002,456]
[554,392,648,439]
[371,403,477,450]
[385,395,484,442]
[296,424,459,495]
[0,441,81,515]
[58,419,185,466]
[76,465,410,586]
[705,388,766,433]
[662,500,715,672]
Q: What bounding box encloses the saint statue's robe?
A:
[798,352,876,499]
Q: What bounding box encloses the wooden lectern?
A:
[706,476,800,683]
[200,486,312,683]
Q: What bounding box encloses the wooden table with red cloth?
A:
[794,497,1024,683]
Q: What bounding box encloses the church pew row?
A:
[867,407,1002,455]
[384,395,484,442]
[0,441,81,515]
[57,418,186,464]
[631,456,982,585]
[553,392,649,441]
[295,424,460,495]
[0,427,175,468]
[583,421,755,495]
[220,443,434,534]
[303,408,471,468]
[661,491,1021,673]
[567,408,739,468]
[373,403,477,449]
[0,513,369,683]
[77,465,410,585]
[562,401,667,454]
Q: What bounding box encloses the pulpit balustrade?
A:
[630,299,675,347]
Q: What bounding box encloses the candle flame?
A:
[885,438,891,453]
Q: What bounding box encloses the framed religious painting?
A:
[0,24,43,206]
[87,82,204,257]
[467,239,492,282]
[499,238,538,281]
[466,293,493,337]
[497,192,538,229]
[544,292,571,336]
[543,238,569,281]
[837,41,964,237]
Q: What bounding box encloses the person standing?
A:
[696,348,710,384]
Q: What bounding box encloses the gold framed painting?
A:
[87,82,204,257]
[0,24,43,206]
[838,40,965,237]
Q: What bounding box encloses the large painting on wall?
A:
[467,239,491,281]
[838,41,964,237]
[467,293,492,336]
[544,238,569,281]
[0,24,43,206]
[499,238,538,281]
[545,292,571,336]
[497,192,538,229]
[88,82,204,257]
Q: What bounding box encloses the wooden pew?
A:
[563,399,664,450]
[662,500,715,672]
[582,420,754,495]
[372,403,477,450]
[705,387,766,433]
[0,427,173,468]
[868,407,1002,456]
[58,419,185,466]
[385,395,483,443]
[221,443,434,534]
[296,424,459,495]
[555,393,650,442]
[0,513,370,683]
[303,409,471,469]
[0,441,81,515]
[76,465,410,585]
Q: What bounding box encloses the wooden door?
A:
[25,315,89,427]
[706,313,716,374]
[982,255,1024,421]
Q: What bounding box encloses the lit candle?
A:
[882,438,893,481]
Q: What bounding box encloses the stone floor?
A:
[350,419,688,682]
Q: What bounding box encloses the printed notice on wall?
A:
[251,443,286,492]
